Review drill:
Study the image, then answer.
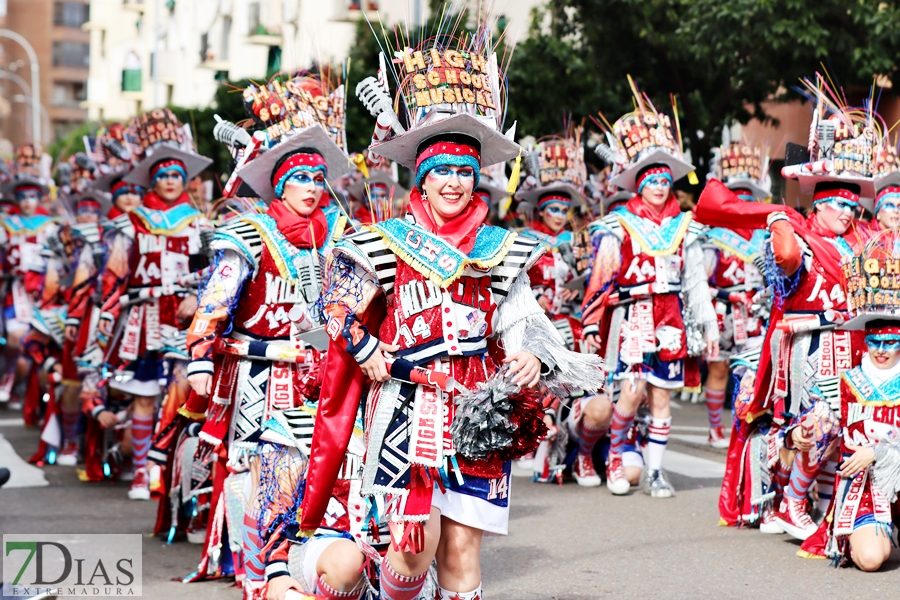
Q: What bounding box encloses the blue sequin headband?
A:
[415,154,481,191]
[637,171,673,194]
[274,164,327,198]
[151,164,187,186]
[875,192,900,214]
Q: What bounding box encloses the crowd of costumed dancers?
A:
[3,7,900,599]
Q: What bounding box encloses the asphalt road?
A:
[1,401,896,600]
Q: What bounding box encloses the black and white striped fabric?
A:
[212,217,264,268]
[72,222,102,246]
[335,229,398,295]
[107,212,135,239]
[490,234,543,299]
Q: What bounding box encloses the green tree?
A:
[506,0,900,178]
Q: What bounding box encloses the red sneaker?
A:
[708,426,729,449]
[128,467,150,501]
[605,454,630,495]
[56,441,80,466]
[573,453,601,487]
[774,496,817,540]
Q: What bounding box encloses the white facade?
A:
[83,0,546,121]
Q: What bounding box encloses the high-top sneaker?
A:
[605,454,630,495]
[573,453,601,487]
[774,496,817,540]
[643,469,675,498]
[708,426,729,449]
[56,441,81,466]
[127,467,151,501]
[758,505,784,534]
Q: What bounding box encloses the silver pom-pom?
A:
[450,370,520,460]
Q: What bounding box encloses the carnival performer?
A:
[700,139,772,448]
[78,172,147,483]
[181,74,351,599]
[582,84,719,498]
[95,108,211,505]
[301,16,604,600]
[41,161,112,466]
[0,146,58,420]
[818,230,900,571]
[516,130,607,486]
[696,74,886,541]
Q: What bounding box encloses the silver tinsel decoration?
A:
[451,370,520,460]
[682,297,706,357]
[873,436,900,503]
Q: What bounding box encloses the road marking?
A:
[663,449,726,479]
[0,433,49,488]
[671,433,715,445]
[671,425,712,432]
[0,417,25,427]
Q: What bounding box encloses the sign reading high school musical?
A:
[399,46,499,116]
[843,254,900,311]
[243,75,346,149]
[612,112,678,159]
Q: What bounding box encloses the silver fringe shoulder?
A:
[873,436,900,503]
[494,270,605,396]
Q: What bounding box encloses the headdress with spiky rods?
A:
[711,137,772,201]
[124,108,212,189]
[225,68,353,203]
[841,228,900,329]
[355,4,520,176]
[592,76,695,193]
[516,122,588,209]
[782,71,890,209]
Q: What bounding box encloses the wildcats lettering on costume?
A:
[399,279,442,318]
[264,272,309,305]
[450,276,491,312]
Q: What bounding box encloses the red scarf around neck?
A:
[407,188,488,254]
[142,189,193,211]
[267,199,329,249]
[529,219,564,237]
[625,193,682,225]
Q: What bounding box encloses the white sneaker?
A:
[605,455,630,495]
[127,468,151,501]
[759,506,784,534]
[187,529,207,544]
[573,454,601,487]
[56,442,80,466]
[708,426,729,449]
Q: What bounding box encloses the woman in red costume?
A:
[300,16,604,599]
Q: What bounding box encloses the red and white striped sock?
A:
[608,406,636,457]
[646,416,672,472]
[380,558,427,600]
[316,575,362,599]
[130,414,154,469]
[705,388,726,429]
[578,422,609,457]
[816,460,837,513]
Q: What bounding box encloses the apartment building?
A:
[3,0,90,146]
[82,0,545,123]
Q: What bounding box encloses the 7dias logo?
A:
[3,534,142,597]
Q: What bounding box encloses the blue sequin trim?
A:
[274,165,327,198]
[151,164,186,186]
[415,154,480,190]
